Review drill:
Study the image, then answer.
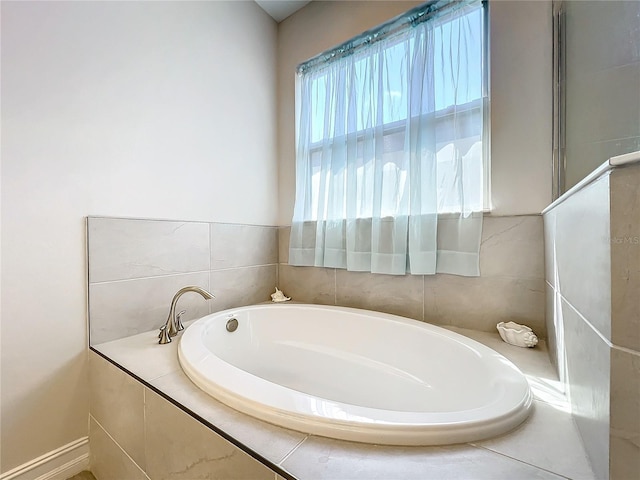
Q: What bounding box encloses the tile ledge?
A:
[543,150,640,215]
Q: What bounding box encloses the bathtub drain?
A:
[226,318,238,332]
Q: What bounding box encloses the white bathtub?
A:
[178,304,532,446]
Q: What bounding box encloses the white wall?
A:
[0,1,277,473]
[277,0,553,224]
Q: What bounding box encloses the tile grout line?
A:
[90,415,150,479]
[559,292,613,348]
[275,435,309,467]
[468,442,572,479]
[91,264,281,287]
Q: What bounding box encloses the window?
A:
[290,0,488,276]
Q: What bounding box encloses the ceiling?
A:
[255,0,312,22]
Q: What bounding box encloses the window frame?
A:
[294,0,491,219]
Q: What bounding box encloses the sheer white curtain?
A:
[290,2,485,276]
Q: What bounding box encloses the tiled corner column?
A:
[543,163,640,480]
[608,165,640,480]
[278,215,546,336]
[88,352,277,480]
[88,217,277,345]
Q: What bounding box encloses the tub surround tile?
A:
[554,174,611,340]
[92,319,594,480]
[480,215,544,279]
[91,215,547,348]
[88,218,280,347]
[335,269,423,321]
[211,223,278,270]
[93,328,182,381]
[89,352,146,470]
[474,400,595,480]
[89,417,149,480]
[281,436,563,480]
[278,265,336,305]
[610,165,640,352]
[89,272,210,345]
[561,297,611,480]
[210,265,277,312]
[278,226,291,266]
[88,217,210,283]
[151,370,307,465]
[609,347,640,479]
[278,216,545,338]
[424,275,545,335]
[144,388,275,480]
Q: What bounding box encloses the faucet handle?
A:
[175,310,187,332]
[158,325,172,344]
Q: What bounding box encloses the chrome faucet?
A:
[158,286,215,344]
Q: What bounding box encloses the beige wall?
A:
[276,0,553,224]
[0,1,277,473]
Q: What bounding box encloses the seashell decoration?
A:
[271,287,291,303]
[497,321,538,348]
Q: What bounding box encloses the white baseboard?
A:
[0,437,89,480]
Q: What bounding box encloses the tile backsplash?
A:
[87,217,277,344]
[88,214,545,344]
[278,215,546,336]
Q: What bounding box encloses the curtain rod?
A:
[296,0,481,75]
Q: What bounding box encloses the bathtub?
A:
[178,304,532,446]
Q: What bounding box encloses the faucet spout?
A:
[158,286,215,344]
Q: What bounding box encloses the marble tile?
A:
[424,274,545,336]
[210,265,276,312]
[278,265,335,305]
[278,226,291,265]
[474,400,595,479]
[92,329,182,381]
[610,347,640,480]
[211,223,278,270]
[143,388,275,480]
[554,174,611,340]
[89,352,145,470]
[335,270,423,321]
[562,297,611,480]
[281,436,563,480]
[89,416,149,480]
[88,217,209,283]
[150,370,306,465]
[610,433,640,480]
[610,165,640,351]
[480,215,544,280]
[89,272,210,344]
